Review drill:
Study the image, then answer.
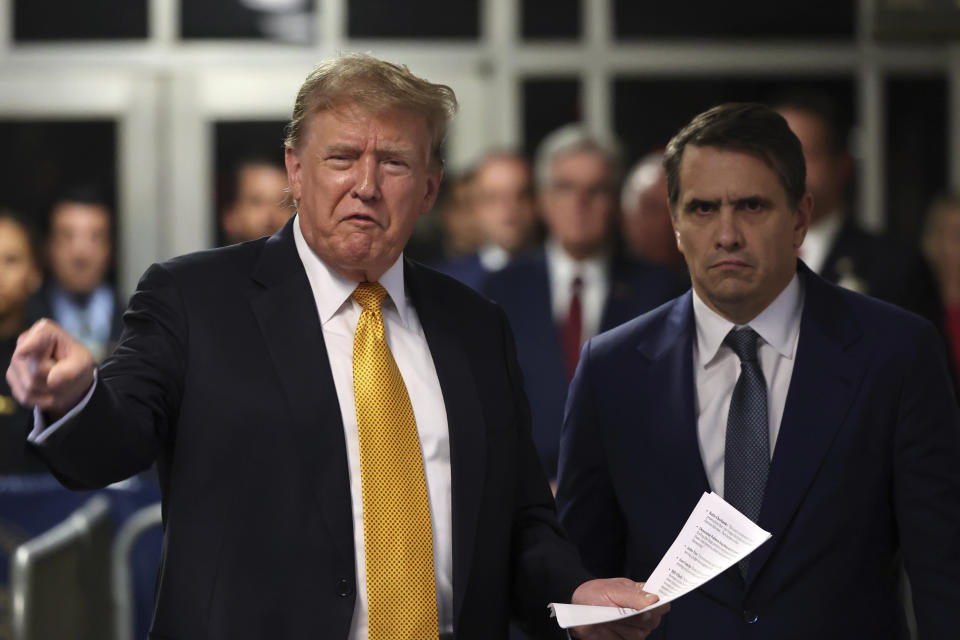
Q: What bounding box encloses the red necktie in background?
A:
[561,276,583,382]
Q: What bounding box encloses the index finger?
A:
[14,319,61,360]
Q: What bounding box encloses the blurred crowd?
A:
[1,92,958,483]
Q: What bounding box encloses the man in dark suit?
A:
[482,126,680,480]
[7,55,666,640]
[772,94,943,327]
[557,103,960,639]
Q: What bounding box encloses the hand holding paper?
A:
[551,491,771,630]
[566,578,668,639]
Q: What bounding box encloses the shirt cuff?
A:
[27,370,99,445]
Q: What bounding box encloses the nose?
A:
[351,155,381,201]
[715,207,742,251]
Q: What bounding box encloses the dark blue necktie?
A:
[724,327,769,576]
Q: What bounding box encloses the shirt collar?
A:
[50,281,111,308]
[292,214,410,326]
[478,243,510,271]
[801,209,844,273]
[545,237,608,287]
[692,272,804,368]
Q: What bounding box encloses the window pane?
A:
[348,0,479,39]
[181,0,315,43]
[14,0,147,41]
[875,1,960,42]
[523,78,582,157]
[885,76,947,244]
[614,0,854,40]
[214,121,289,246]
[0,120,117,229]
[522,0,581,40]
[0,120,117,284]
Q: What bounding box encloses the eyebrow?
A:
[320,143,417,160]
[732,195,773,208]
[684,197,719,212]
[683,195,773,211]
[320,143,360,157]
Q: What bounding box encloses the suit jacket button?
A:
[743,610,758,624]
[337,579,354,597]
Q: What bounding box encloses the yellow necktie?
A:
[351,282,439,639]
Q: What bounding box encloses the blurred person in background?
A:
[620,151,686,272]
[923,192,960,382]
[0,208,43,473]
[432,170,482,259]
[221,157,291,244]
[482,124,680,481]
[28,187,120,362]
[773,93,944,327]
[438,150,539,289]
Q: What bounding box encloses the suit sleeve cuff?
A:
[27,370,98,445]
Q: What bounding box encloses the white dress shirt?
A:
[477,243,511,272]
[294,220,453,639]
[799,210,842,274]
[30,216,455,639]
[545,238,610,344]
[692,273,804,496]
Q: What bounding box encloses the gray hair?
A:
[533,123,623,191]
[621,151,666,214]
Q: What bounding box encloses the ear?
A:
[420,166,443,216]
[284,146,304,203]
[668,198,684,255]
[793,191,813,250]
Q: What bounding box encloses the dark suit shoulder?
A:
[430,253,489,290]
[818,273,940,345]
[406,258,506,321]
[608,254,687,302]
[589,293,690,361]
[159,238,268,279]
[611,253,679,282]
[134,239,272,307]
[480,251,546,293]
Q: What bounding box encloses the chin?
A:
[708,282,754,305]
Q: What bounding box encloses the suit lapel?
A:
[747,266,864,586]
[246,221,354,562]
[638,293,742,602]
[637,293,711,502]
[405,260,487,627]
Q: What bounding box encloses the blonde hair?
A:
[285,54,458,167]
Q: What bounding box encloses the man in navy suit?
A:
[7,55,666,639]
[483,126,680,480]
[557,103,960,638]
